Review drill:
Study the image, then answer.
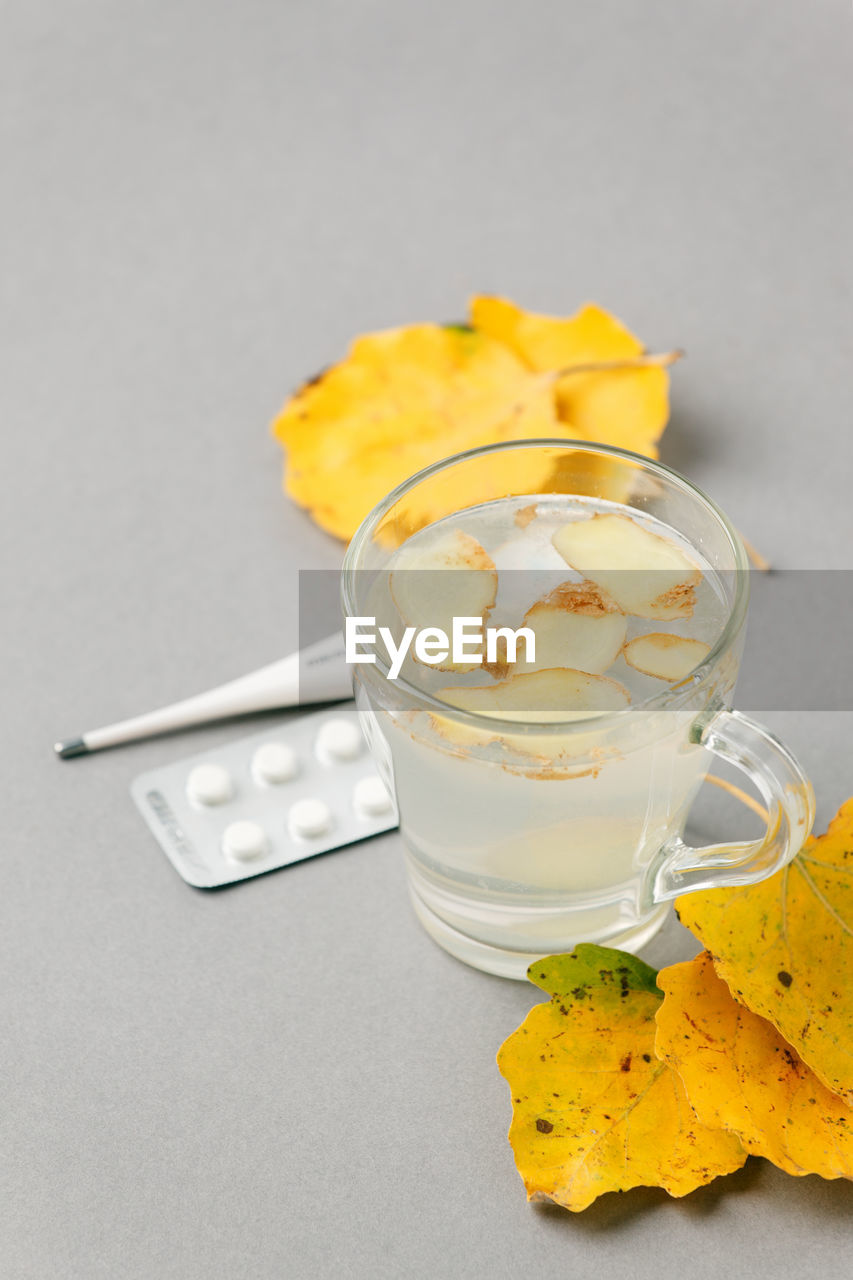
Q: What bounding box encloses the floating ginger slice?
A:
[655,953,853,1180]
[513,582,627,676]
[552,513,699,620]
[389,529,497,672]
[624,633,710,681]
[438,667,630,723]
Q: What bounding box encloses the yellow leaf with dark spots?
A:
[676,800,853,1106]
[656,952,853,1179]
[496,946,745,1211]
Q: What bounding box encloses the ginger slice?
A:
[623,633,711,681]
[514,582,626,676]
[389,529,498,671]
[552,513,700,620]
[438,667,631,723]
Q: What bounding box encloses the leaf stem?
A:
[706,774,770,823]
[739,534,771,572]
[552,349,685,379]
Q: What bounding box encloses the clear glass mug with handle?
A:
[341,439,814,979]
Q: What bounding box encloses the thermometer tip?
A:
[55,737,89,759]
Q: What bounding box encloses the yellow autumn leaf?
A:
[656,952,853,1180]
[272,322,563,541]
[496,946,745,1211]
[469,295,672,459]
[676,799,853,1106]
[271,300,676,541]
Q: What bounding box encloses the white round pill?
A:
[186,763,234,807]
[288,797,333,840]
[252,742,299,786]
[352,774,394,818]
[315,717,363,764]
[222,820,268,862]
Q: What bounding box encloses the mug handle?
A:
[652,703,815,903]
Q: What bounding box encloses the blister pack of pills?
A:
[130,706,398,887]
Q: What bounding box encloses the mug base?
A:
[409,889,671,980]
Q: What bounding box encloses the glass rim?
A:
[340,438,750,735]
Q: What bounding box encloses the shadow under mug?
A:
[341,440,815,979]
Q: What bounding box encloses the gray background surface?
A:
[3,2,853,1277]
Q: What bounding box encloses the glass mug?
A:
[341,440,814,979]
